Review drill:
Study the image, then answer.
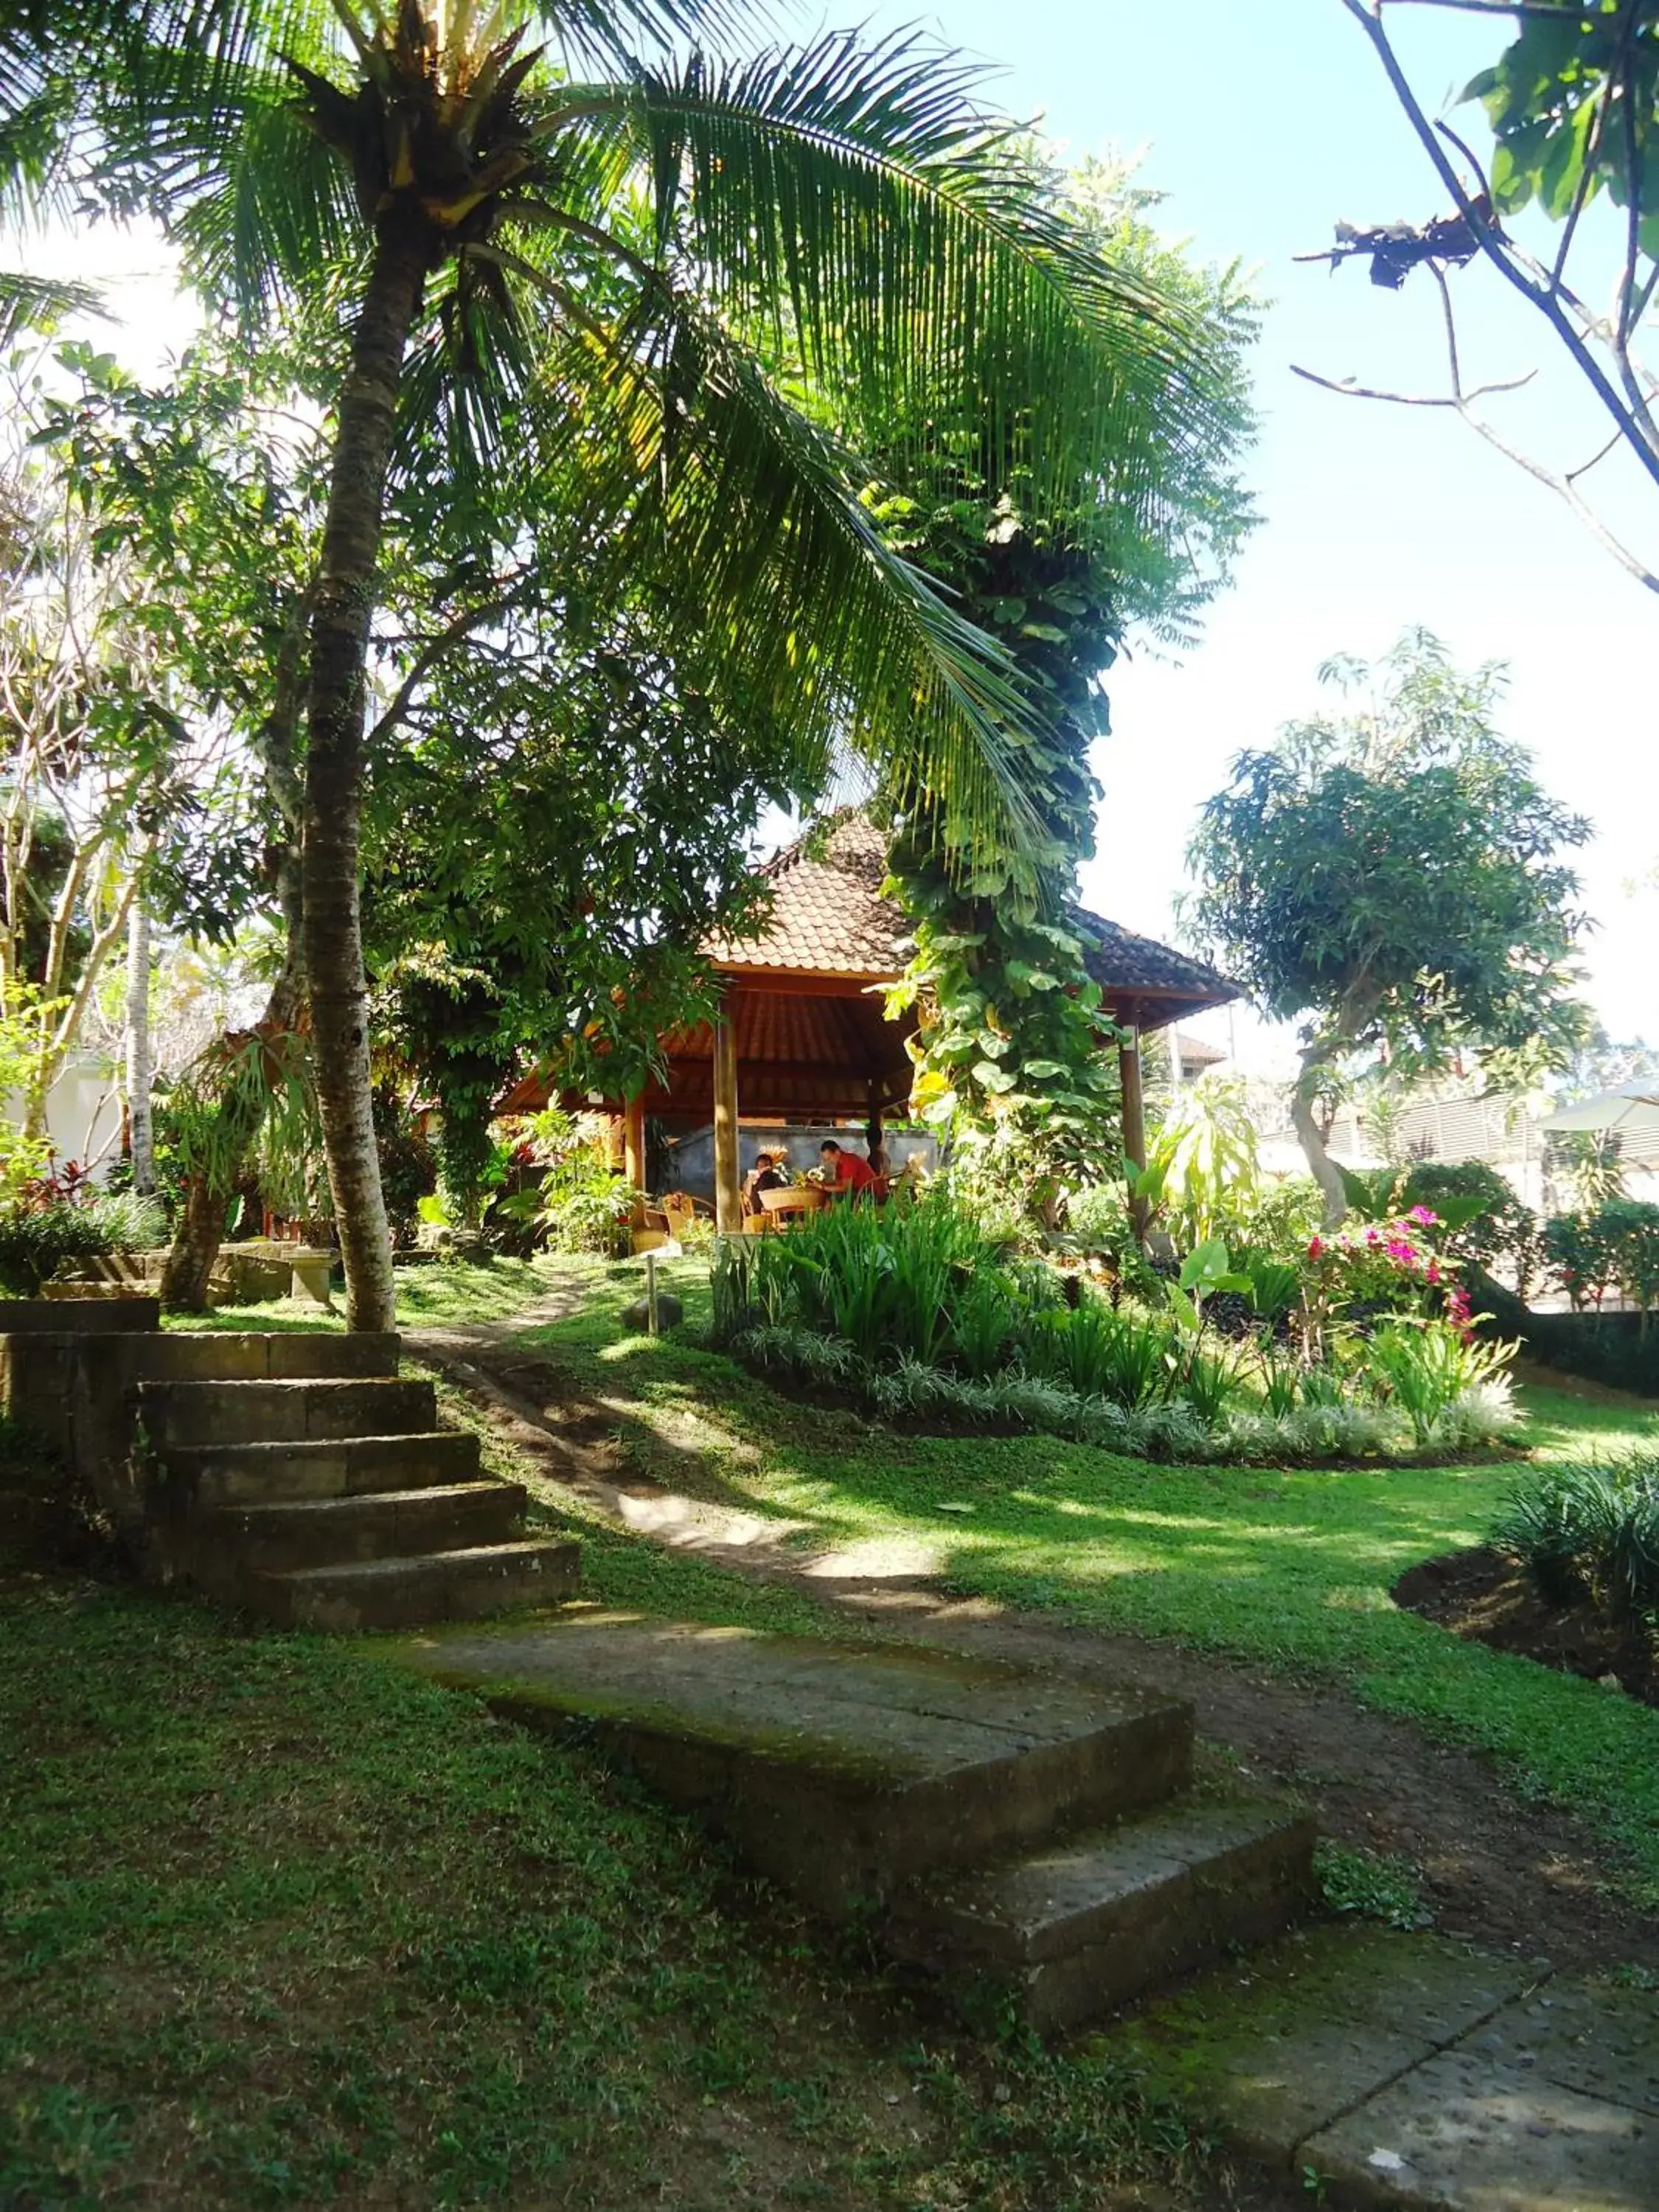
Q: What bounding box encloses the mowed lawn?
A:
[515,1257,1659,1905]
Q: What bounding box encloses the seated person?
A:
[818,1138,877,1198]
[742,1152,786,1215]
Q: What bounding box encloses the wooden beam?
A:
[712,1002,741,1234]
[622,1095,646,1194]
[1119,1025,1150,1238]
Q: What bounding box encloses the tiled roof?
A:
[706,812,1238,1018]
[1071,908,1237,1012]
[706,813,911,978]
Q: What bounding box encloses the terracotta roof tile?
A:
[706,813,1238,1020]
[706,813,911,977]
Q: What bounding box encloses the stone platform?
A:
[392,1609,1315,2025]
[1096,1922,1659,2210]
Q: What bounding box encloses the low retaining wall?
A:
[1470,1269,1659,1398]
[0,1298,167,1548]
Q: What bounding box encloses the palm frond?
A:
[553,30,1223,533]
[0,269,103,344]
[508,275,1055,873]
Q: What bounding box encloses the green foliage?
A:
[871,152,1260,1199]
[529,1121,632,1259]
[1542,1198,1659,1315]
[1467,8,1659,255]
[1493,1457,1659,1630]
[1137,1074,1262,1248]
[1314,1842,1430,1932]
[1548,1127,1628,1211]
[0,1186,166,1295]
[1358,1320,1518,1451]
[1186,633,1592,1203]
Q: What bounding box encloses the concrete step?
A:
[199,1481,527,1573]
[139,1376,435,1448]
[392,1615,1194,1916]
[888,1790,1318,2035]
[160,1430,482,1507]
[131,1332,400,1383]
[251,1538,582,1631]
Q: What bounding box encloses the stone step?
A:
[888,1790,1318,2035]
[251,1538,582,1632]
[131,1332,400,1383]
[199,1481,527,1573]
[392,1615,1194,1916]
[138,1376,435,1448]
[160,1430,482,1508]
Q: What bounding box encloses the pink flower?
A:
[1307,1235,1324,1259]
[1408,1205,1439,1225]
[1426,1263,1441,1284]
[1366,1227,1381,1245]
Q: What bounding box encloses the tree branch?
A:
[1339,0,1659,493]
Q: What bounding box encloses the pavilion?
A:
[503,815,1238,1231]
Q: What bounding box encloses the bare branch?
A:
[1338,0,1659,493]
[1290,361,1536,406]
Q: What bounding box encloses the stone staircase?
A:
[396,1613,1317,2034]
[119,1331,579,1630]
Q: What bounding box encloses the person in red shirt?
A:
[818,1140,877,1199]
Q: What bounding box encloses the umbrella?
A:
[1539,1082,1659,1134]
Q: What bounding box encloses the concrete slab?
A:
[1470,1984,1659,2120]
[391,1612,1192,1912]
[1095,1928,1538,2170]
[1302,2042,1659,2211]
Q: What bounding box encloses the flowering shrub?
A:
[1303,1208,1450,1318]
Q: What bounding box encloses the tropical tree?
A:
[15,2,1232,1328]
[1184,630,1593,1223]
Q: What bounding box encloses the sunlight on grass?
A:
[513,1255,1659,1905]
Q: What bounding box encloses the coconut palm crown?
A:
[10,1,1246,1327]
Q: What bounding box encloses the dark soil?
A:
[1394,1544,1658,1708]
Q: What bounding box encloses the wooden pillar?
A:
[622,1095,646,1195]
[1119,1022,1149,1237]
[713,999,741,1235]
[865,1079,883,1164]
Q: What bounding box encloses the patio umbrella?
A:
[1539,1082,1659,1134]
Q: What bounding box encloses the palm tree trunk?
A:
[303,215,430,1333]
[1293,1047,1349,1228]
[125,893,155,1194]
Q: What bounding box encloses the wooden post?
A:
[713,999,741,1235]
[1119,1023,1149,1238]
[865,1079,883,1165]
[622,1095,646,1195]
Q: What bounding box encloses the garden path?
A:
[402,1313,1659,1983]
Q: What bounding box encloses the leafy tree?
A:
[1305,0,1659,593]
[15,3,1234,1328]
[1185,630,1593,1223]
[0,366,254,1140]
[875,156,1259,1210]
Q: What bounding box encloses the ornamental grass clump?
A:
[1493,1457,1659,1630]
[1359,1319,1519,1450]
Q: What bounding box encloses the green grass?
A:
[164,1252,592,1332]
[512,1256,1659,1907]
[0,1575,1207,2212]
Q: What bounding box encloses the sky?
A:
[15,0,1659,1074]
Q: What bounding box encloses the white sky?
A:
[12,0,1659,1082]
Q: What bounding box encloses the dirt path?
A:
[403,1318,1659,1983]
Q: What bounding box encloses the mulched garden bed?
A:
[1394,1545,1658,1708]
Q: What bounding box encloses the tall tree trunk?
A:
[1293,1046,1349,1228]
[303,215,430,1333]
[159,862,304,1312]
[125,894,154,1194]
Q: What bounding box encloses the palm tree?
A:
[12,1,1228,1329]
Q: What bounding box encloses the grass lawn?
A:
[507,1256,1659,1908]
[0,1573,1211,2212]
